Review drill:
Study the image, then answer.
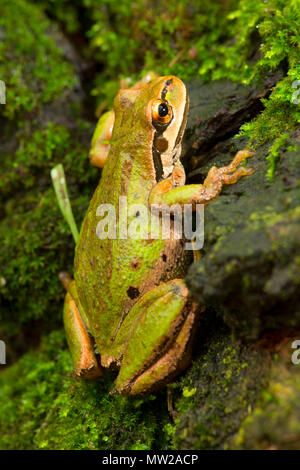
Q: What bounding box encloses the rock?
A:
[230,337,300,450]
[186,133,300,341]
[171,79,300,449]
[183,73,282,158]
[173,314,270,449]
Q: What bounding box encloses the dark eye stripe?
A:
[152,134,164,182]
[151,78,187,182]
[173,93,189,150]
[161,79,173,100]
[151,80,173,182]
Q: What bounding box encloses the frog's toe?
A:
[225,148,255,171]
[221,165,255,185]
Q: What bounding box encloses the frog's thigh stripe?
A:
[117,301,200,395]
[63,292,103,379]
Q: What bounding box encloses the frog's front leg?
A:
[59,272,103,379]
[149,149,255,208]
[89,110,115,168]
[113,279,200,395]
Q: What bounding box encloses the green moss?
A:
[0,0,77,120]
[0,330,170,450]
[36,0,85,33]
[0,330,71,449]
[171,319,269,449]
[0,1,97,350]
[80,0,238,104]
[231,342,300,449]
[0,120,98,346]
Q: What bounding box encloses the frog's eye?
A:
[152,99,173,126]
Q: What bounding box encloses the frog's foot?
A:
[149,148,255,208]
[113,279,201,395]
[200,148,255,204]
[60,272,103,379]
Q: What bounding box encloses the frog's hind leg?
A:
[122,307,199,395]
[59,272,103,379]
[113,279,201,395]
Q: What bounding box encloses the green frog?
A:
[60,75,254,395]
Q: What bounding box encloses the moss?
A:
[34,377,168,450]
[171,317,269,449]
[0,330,170,450]
[0,119,98,351]
[0,317,270,450]
[231,340,300,449]
[0,0,77,120]
[0,1,97,353]
[0,330,71,449]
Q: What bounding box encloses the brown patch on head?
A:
[115,88,140,109]
[89,257,96,271]
[120,157,134,196]
[113,88,141,129]
[107,266,112,280]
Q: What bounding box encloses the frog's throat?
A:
[152,78,189,182]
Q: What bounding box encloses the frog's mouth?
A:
[152,78,189,182]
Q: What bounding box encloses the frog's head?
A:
[113,76,189,182]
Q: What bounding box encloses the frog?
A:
[60,75,254,395]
